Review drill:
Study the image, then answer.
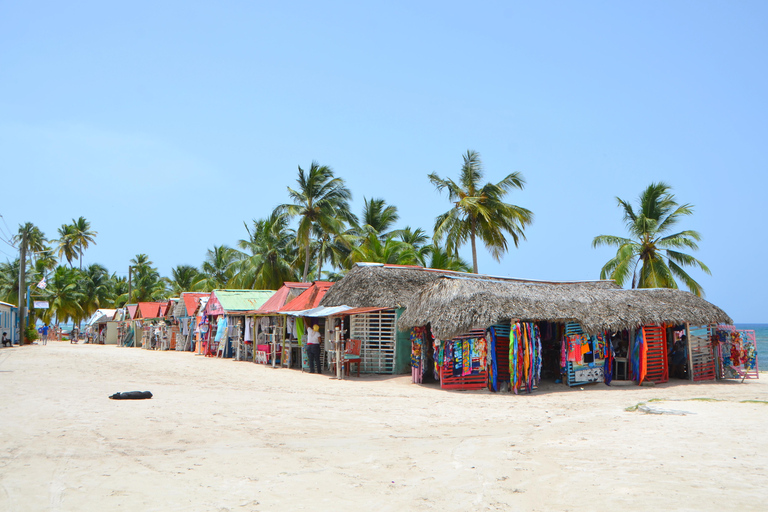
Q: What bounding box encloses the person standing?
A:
[307,324,322,374]
[41,324,49,345]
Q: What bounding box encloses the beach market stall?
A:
[250,282,312,365]
[202,289,276,358]
[399,274,733,392]
[275,282,334,370]
[711,325,759,380]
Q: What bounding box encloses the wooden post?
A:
[336,326,342,380]
[686,323,694,382]
[17,230,27,345]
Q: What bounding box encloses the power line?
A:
[0,214,13,241]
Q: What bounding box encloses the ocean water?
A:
[735,324,767,368]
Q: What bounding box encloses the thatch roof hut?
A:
[398,276,733,339]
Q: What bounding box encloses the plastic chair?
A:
[342,339,362,377]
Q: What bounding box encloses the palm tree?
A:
[398,226,431,266]
[592,182,711,296]
[70,217,97,270]
[110,273,130,307]
[13,222,48,261]
[279,162,356,282]
[358,197,400,238]
[80,263,113,318]
[232,212,299,290]
[55,224,79,268]
[43,265,84,325]
[429,150,533,274]
[424,243,472,272]
[0,259,21,305]
[169,265,201,295]
[195,245,238,291]
[349,232,417,266]
[130,254,168,302]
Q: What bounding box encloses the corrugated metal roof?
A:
[257,282,312,314]
[279,281,334,312]
[208,289,277,313]
[136,302,165,319]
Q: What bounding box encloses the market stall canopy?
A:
[256,282,312,314]
[399,275,733,338]
[204,289,277,316]
[278,281,334,313]
[282,305,353,317]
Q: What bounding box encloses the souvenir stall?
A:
[561,322,614,387]
[628,325,668,385]
[411,321,544,393]
[684,325,716,381]
[172,293,209,351]
[272,282,334,370]
[252,282,312,366]
[203,290,276,359]
[711,325,759,380]
[434,329,489,390]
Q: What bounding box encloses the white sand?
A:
[0,342,766,511]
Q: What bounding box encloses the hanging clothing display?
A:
[508,322,542,394]
[214,317,228,342]
[714,326,759,379]
[244,317,254,342]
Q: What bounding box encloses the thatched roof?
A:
[398,276,733,338]
[320,264,454,309]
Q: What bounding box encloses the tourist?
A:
[307,324,322,374]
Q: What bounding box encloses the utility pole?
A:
[127,265,132,305]
[17,231,27,345]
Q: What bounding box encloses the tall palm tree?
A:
[429,150,533,274]
[279,162,356,282]
[169,265,201,295]
[232,212,299,290]
[70,217,97,270]
[13,223,48,262]
[592,182,711,296]
[55,224,79,268]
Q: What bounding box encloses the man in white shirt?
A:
[307,324,322,374]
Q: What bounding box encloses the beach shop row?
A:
[112,263,758,393]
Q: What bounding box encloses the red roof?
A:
[126,304,138,319]
[182,293,210,317]
[279,281,334,312]
[257,282,312,314]
[136,302,165,319]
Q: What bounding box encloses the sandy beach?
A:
[0,342,766,511]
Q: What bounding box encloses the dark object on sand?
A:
[109,391,153,400]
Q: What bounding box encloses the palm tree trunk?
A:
[470,222,478,274]
[316,239,325,281]
[302,240,311,282]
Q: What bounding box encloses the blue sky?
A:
[1,1,765,322]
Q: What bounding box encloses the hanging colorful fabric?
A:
[462,339,472,376]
